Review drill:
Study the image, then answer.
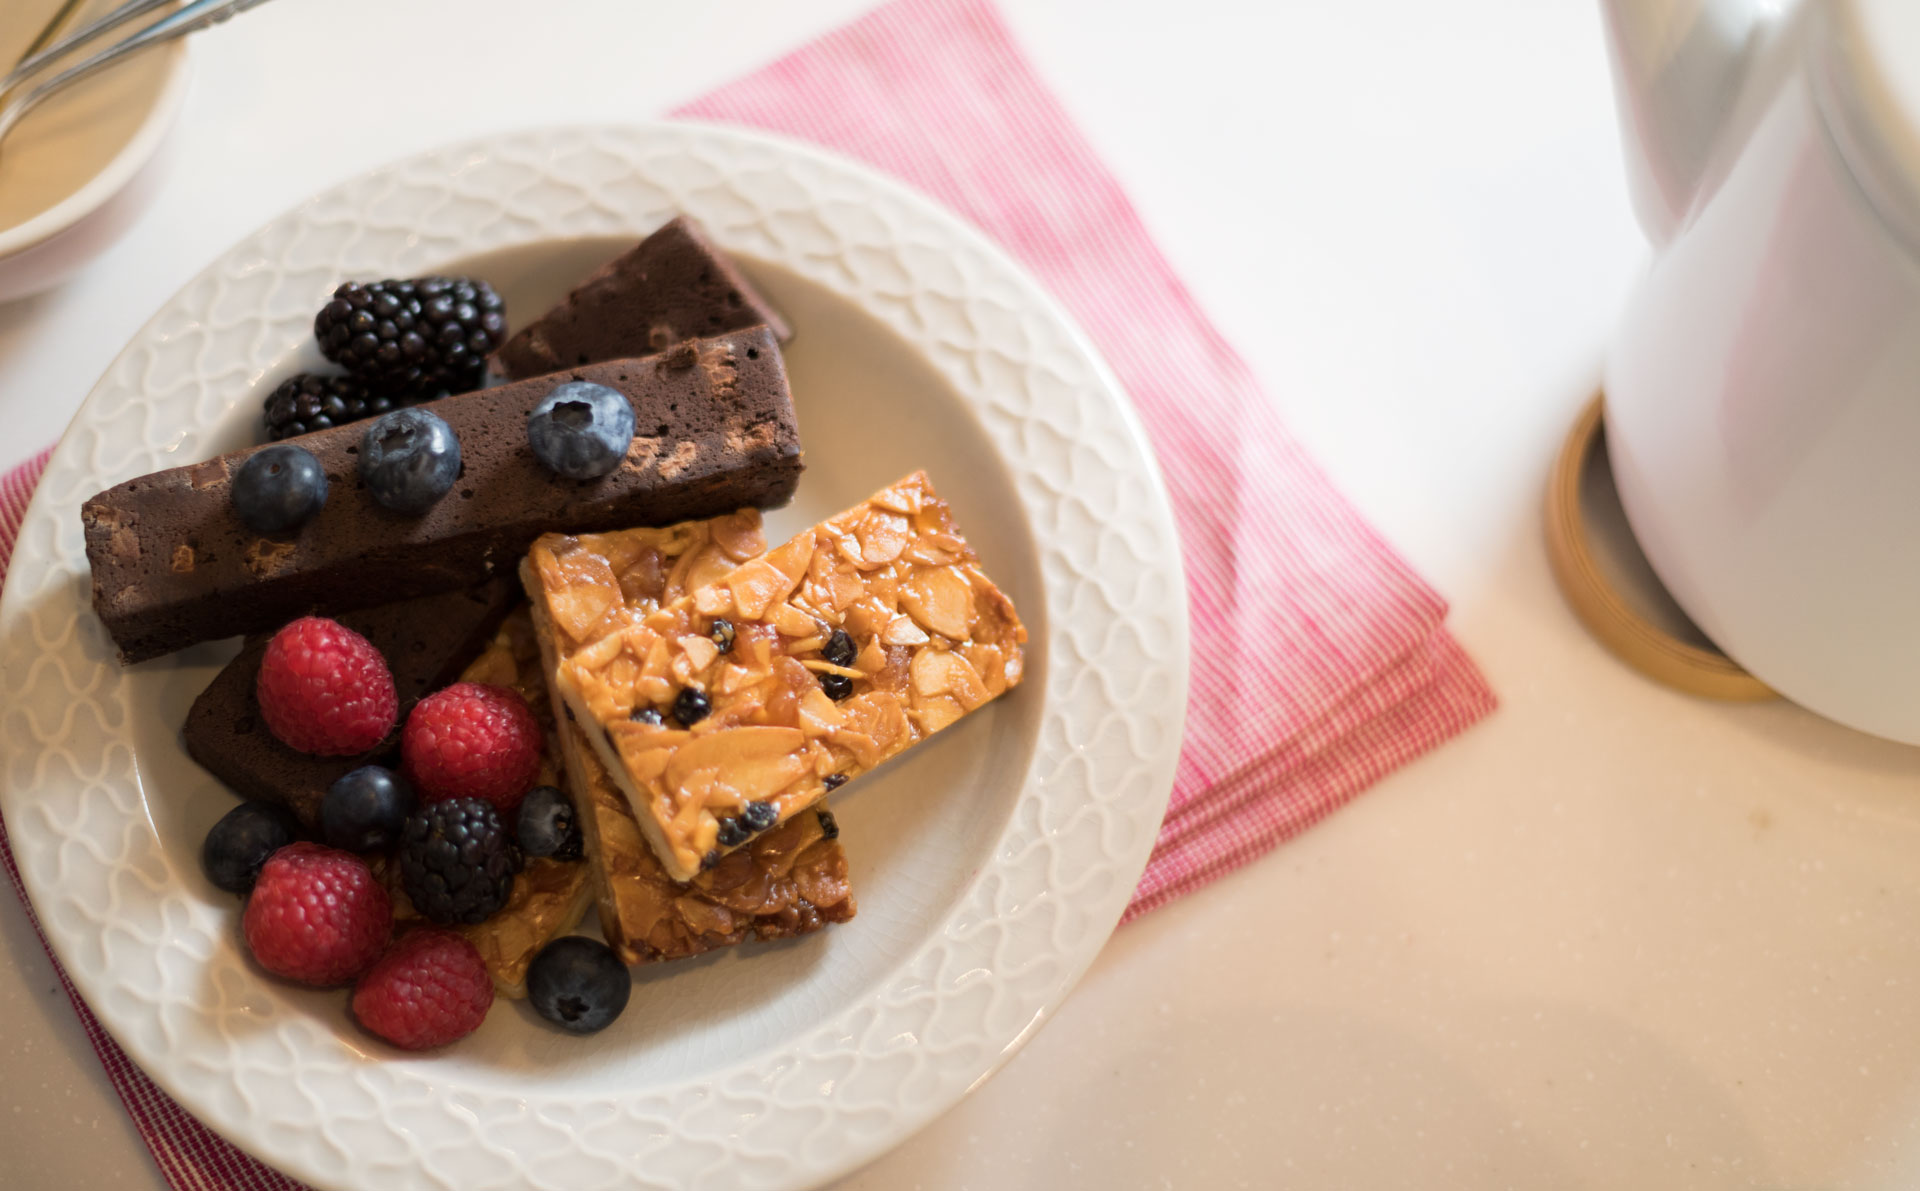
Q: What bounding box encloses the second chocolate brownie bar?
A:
[83,326,800,663]
[183,578,520,826]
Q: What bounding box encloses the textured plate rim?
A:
[0,122,1189,1191]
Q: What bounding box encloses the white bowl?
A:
[0,29,190,303]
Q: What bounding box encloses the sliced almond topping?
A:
[714,662,757,696]
[839,691,910,754]
[665,726,809,807]
[797,688,846,735]
[827,565,866,611]
[801,659,865,679]
[833,530,864,566]
[910,649,949,697]
[723,555,802,620]
[881,615,931,646]
[851,510,910,568]
[902,542,955,567]
[853,639,887,673]
[573,629,627,674]
[710,510,766,560]
[678,634,719,673]
[694,583,733,616]
[787,634,826,656]
[908,694,966,734]
[946,653,990,710]
[639,634,673,685]
[899,566,974,640]
[843,597,891,640]
[629,745,673,783]
[681,544,739,597]
[971,644,1008,698]
[764,531,817,584]
[543,552,622,641]
[829,727,882,769]
[638,675,675,706]
[768,601,820,638]
[869,483,924,515]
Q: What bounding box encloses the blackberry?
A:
[397,798,517,925]
[263,373,388,440]
[315,276,505,392]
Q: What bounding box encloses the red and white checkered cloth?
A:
[0,0,1493,1184]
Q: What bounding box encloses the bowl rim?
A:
[0,36,191,257]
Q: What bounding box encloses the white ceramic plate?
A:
[0,124,1187,1191]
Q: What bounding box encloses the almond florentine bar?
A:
[528,471,1027,882]
[521,510,856,962]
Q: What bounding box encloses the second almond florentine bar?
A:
[527,471,1027,882]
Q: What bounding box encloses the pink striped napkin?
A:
[0,0,1492,1184]
[674,0,1495,918]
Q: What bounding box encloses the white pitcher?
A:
[1602,0,1920,741]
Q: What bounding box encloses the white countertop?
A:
[10,1,1920,1188]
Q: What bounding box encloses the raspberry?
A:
[351,928,494,1050]
[401,683,543,812]
[256,617,398,756]
[242,843,390,986]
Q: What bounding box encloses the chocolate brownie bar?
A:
[491,216,791,380]
[83,326,800,663]
[183,578,520,826]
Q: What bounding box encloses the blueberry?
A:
[671,688,710,727]
[709,617,735,654]
[526,382,636,480]
[822,629,855,669]
[526,936,631,1035]
[320,765,415,852]
[231,444,327,535]
[628,706,663,726]
[740,800,778,832]
[701,849,721,871]
[816,809,840,840]
[822,773,848,792]
[201,801,301,894]
[517,785,583,861]
[820,672,853,701]
[715,816,749,848]
[359,407,460,514]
